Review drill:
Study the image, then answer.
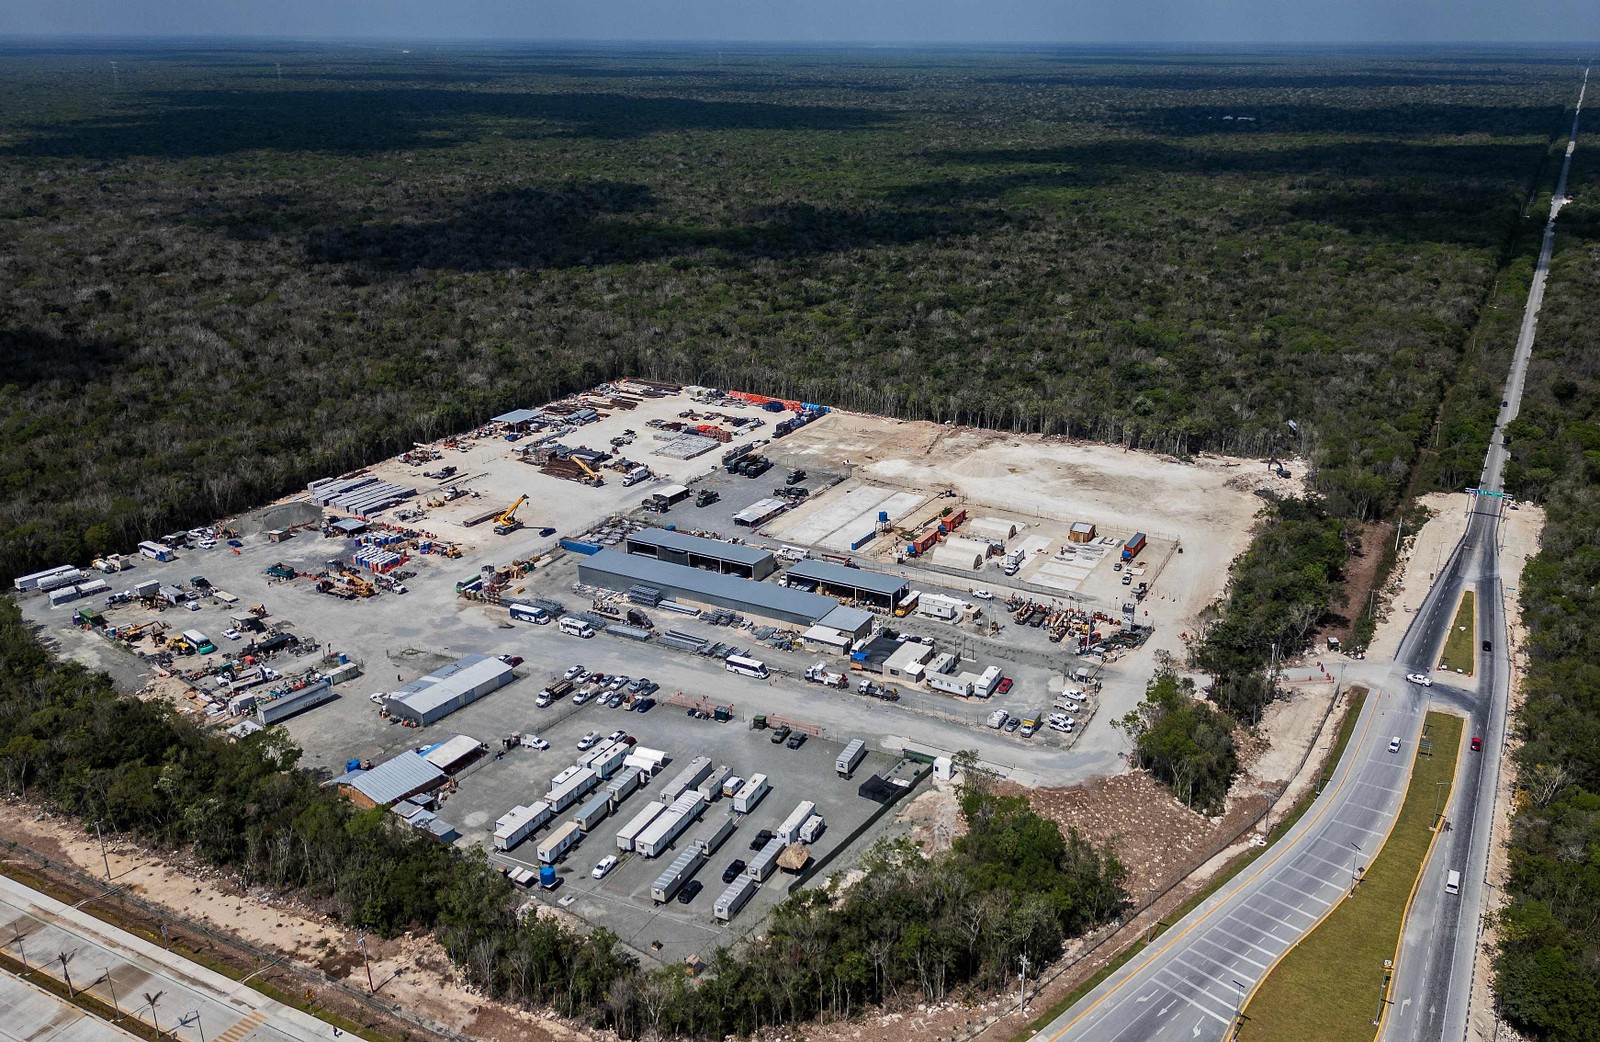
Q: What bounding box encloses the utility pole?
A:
[357,933,374,992]
[94,820,111,880]
[1017,953,1030,1011]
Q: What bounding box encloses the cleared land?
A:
[1438,591,1478,676]
[1239,712,1463,1042]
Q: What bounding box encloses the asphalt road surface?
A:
[1037,65,1588,1042]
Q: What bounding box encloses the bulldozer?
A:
[493,494,528,536]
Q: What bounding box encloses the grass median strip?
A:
[1437,590,1477,676]
[1007,687,1370,1042]
[1238,711,1463,1042]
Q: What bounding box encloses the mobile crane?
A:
[493,495,529,536]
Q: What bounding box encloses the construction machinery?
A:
[493,495,528,536]
[338,571,376,597]
[572,457,605,487]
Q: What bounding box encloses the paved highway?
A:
[1036,65,1589,1042]
[1384,64,1589,1042]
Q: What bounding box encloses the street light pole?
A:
[1349,841,1363,894]
[1232,978,1246,1037]
[1431,781,1450,831]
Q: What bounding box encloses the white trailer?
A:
[635,792,707,859]
[697,764,731,802]
[649,847,708,904]
[536,821,582,864]
[589,743,629,780]
[624,752,664,777]
[605,769,642,805]
[574,791,612,833]
[546,768,599,813]
[714,875,758,922]
[660,755,713,802]
[836,739,867,778]
[631,746,668,769]
[493,801,553,851]
[746,836,784,881]
[776,800,817,846]
[732,773,770,814]
[798,814,826,845]
[696,815,736,856]
[616,800,667,852]
[14,565,75,593]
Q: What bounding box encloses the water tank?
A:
[345,758,362,773]
[539,865,557,888]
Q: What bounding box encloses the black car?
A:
[722,859,747,883]
[634,697,657,713]
[675,880,704,904]
[786,732,808,750]
[749,828,775,851]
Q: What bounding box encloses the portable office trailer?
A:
[605,769,642,804]
[732,774,770,814]
[714,875,758,922]
[616,800,667,851]
[48,586,82,607]
[574,790,613,833]
[698,764,731,802]
[546,768,599,813]
[798,814,826,845]
[635,792,707,859]
[624,752,663,777]
[776,800,817,845]
[836,739,867,778]
[255,678,335,724]
[493,801,553,851]
[589,743,629,780]
[536,821,582,864]
[747,837,784,881]
[649,847,707,904]
[631,746,668,769]
[660,755,713,802]
[696,814,736,855]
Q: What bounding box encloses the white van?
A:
[1445,870,1461,896]
[1388,736,1402,753]
[558,616,595,638]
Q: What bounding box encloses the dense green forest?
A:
[1491,133,1600,1042]
[1118,662,1239,814]
[0,596,1124,1037]
[0,45,1577,581]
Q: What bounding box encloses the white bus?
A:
[558,616,595,638]
[725,655,769,679]
[509,603,549,625]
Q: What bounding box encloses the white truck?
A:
[804,662,848,689]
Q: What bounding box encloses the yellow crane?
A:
[572,457,605,486]
[493,495,528,535]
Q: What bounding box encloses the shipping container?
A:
[1121,533,1147,561]
[746,837,784,881]
[732,774,770,814]
[536,821,582,864]
[636,792,707,859]
[546,767,599,813]
[494,801,553,851]
[836,739,867,778]
[616,801,667,852]
[696,814,736,856]
[714,875,758,922]
[776,800,817,846]
[660,755,713,802]
[649,847,707,904]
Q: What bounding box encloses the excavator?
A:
[493,495,528,536]
[572,456,605,487]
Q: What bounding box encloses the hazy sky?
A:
[2,0,1598,44]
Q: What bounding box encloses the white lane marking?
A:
[1212,920,1284,961]
[1152,967,1231,1025]
[1332,818,1386,838]
[1193,932,1269,971]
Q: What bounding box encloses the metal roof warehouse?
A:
[624,528,777,579]
[783,559,910,610]
[577,550,838,627]
[383,655,516,727]
[335,751,447,810]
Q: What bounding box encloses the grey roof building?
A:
[624,528,777,579]
[578,550,837,626]
[384,655,516,727]
[782,560,910,611]
[337,751,447,810]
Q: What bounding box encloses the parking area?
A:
[14,380,1298,967]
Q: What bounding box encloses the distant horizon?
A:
[0,35,1595,52]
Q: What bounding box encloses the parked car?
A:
[722,860,747,883]
[676,880,704,904]
[499,654,524,667]
[997,677,1014,694]
[1405,673,1433,687]
[577,731,602,750]
[627,677,649,693]
[770,725,792,744]
[608,675,630,691]
[565,665,585,680]
[970,589,994,600]
[522,734,549,750]
[634,697,656,713]
[223,628,241,641]
[605,691,627,708]
[750,829,775,851]
[606,729,628,744]
[592,855,617,879]
[1004,717,1022,733]
[786,732,808,749]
